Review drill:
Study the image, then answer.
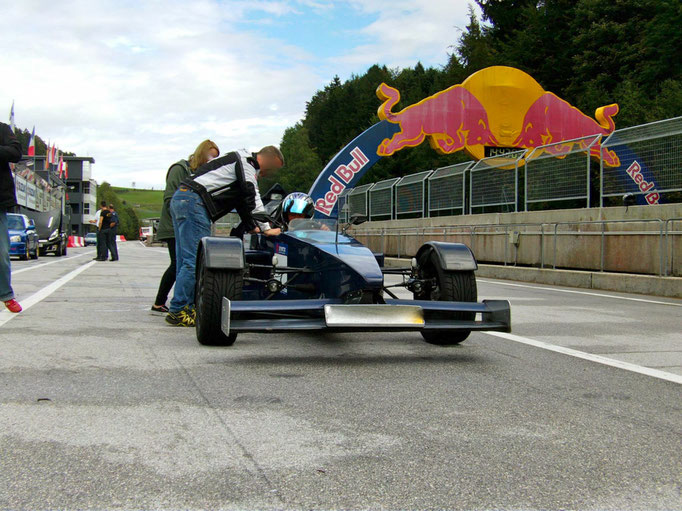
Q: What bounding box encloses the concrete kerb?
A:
[384,257,682,299]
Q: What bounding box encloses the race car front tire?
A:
[416,250,477,345]
[195,256,243,346]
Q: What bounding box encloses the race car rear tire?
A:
[416,250,477,345]
[195,256,242,347]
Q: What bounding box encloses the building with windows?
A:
[17,155,97,236]
[63,156,97,236]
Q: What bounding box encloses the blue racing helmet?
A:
[281,192,315,224]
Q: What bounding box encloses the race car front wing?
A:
[221,298,511,335]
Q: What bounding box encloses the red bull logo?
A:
[625,160,660,204]
[515,93,620,166]
[376,83,498,156]
[314,147,369,215]
[374,66,621,167]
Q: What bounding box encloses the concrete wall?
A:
[351,203,682,276]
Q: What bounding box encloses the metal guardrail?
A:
[351,218,680,277]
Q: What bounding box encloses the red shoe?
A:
[4,299,22,313]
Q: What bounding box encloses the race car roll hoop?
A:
[194,211,511,347]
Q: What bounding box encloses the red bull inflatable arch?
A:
[310,65,630,217]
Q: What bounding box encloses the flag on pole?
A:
[63,160,69,180]
[27,126,35,156]
[8,101,15,133]
[58,155,64,178]
[45,141,50,169]
[51,145,57,166]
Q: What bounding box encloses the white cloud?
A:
[1,0,476,188]
[338,0,478,69]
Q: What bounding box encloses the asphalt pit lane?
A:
[233,395,283,405]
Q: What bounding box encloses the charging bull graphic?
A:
[376,83,498,156]
[515,93,620,166]
[309,65,632,217]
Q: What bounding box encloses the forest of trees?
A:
[270,0,681,195]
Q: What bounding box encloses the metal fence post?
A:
[553,223,558,269]
[600,222,605,272]
[540,223,544,268]
[599,145,604,208]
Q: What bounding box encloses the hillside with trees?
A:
[272,0,681,195]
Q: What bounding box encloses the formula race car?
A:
[193,205,511,347]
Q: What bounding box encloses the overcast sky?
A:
[1,0,479,188]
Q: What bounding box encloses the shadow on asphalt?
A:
[204,352,486,367]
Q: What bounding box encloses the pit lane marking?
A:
[477,279,682,307]
[11,252,89,275]
[485,331,682,384]
[0,260,97,327]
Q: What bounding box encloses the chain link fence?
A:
[469,151,524,214]
[347,183,374,218]
[317,116,680,220]
[525,135,599,210]
[601,116,682,206]
[396,170,432,218]
[369,177,400,220]
[428,162,471,216]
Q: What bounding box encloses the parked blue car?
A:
[7,213,39,260]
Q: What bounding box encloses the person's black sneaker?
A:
[166,310,195,327]
[151,304,169,314]
[183,305,196,321]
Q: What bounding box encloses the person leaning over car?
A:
[152,139,220,314]
[166,145,284,327]
[0,121,23,313]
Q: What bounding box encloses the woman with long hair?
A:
[151,139,219,313]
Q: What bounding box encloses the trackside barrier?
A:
[67,236,84,248]
[351,218,679,277]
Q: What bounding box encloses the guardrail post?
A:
[540,223,544,268]
[600,222,605,272]
[553,223,558,269]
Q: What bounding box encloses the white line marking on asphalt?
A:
[11,253,89,275]
[485,331,682,384]
[0,260,97,328]
[477,279,682,307]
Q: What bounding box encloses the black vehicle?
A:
[22,207,69,257]
[194,211,511,347]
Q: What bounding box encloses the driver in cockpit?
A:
[278,192,330,231]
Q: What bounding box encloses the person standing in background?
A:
[107,204,119,261]
[0,121,23,312]
[96,203,112,261]
[151,140,220,314]
[90,201,107,260]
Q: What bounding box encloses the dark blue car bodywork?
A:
[198,219,511,342]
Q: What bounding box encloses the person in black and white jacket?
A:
[166,145,284,327]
